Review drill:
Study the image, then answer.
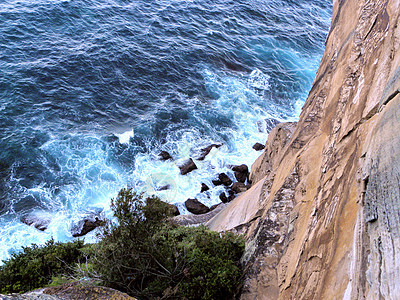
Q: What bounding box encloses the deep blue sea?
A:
[0,0,331,261]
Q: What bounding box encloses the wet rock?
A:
[179,158,198,175]
[197,144,222,160]
[200,183,210,192]
[158,184,170,191]
[218,173,233,186]
[159,151,173,161]
[72,217,105,237]
[252,142,265,151]
[21,214,51,231]
[219,192,228,203]
[256,118,280,133]
[233,164,249,183]
[185,198,210,215]
[231,182,248,193]
[212,179,223,186]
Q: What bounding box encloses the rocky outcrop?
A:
[207,0,400,298]
[179,158,198,175]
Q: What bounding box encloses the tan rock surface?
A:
[207,0,400,298]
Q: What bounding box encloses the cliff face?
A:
[207,0,400,299]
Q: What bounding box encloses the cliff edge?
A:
[207,0,400,299]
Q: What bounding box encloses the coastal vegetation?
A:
[0,188,245,299]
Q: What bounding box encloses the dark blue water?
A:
[0,0,331,260]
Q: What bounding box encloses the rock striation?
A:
[207,0,400,298]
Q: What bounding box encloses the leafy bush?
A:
[92,188,245,299]
[0,239,88,294]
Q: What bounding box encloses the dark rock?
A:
[21,214,51,231]
[159,151,173,161]
[218,173,233,186]
[158,185,170,191]
[252,142,265,151]
[179,158,198,175]
[232,164,249,173]
[185,198,210,215]
[231,182,248,193]
[72,217,105,237]
[233,164,249,183]
[212,179,223,186]
[219,192,228,203]
[200,183,210,193]
[228,190,235,201]
[197,144,223,160]
[210,203,222,211]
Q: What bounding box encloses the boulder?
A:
[72,217,104,237]
[201,183,210,192]
[212,179,223,186]
[159,151,173,161]
[157,184,170,191]
[218,173,233,186]
[197,144,222,160]
[179,158,198,175]
[233,164,249,183]
[185,198,210,215]
[219,192,228,203]
[231,182,248,193]
[252,142,265,151]
[21,214,51,231]
[228,190,235,201]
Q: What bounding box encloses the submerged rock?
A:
[21,214,51,231]
[197,144,222,160]
[185,198,210,215]
[179,158,198,175]
[72,217,105,238]
[159,151,173,161]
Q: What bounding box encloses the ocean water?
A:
[0,0,331,261]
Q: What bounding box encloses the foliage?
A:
[0,239,88,294]
[92,188,245,299]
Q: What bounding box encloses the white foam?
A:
[115,129,134,144]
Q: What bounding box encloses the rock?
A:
[228,190,235,201]
[212,179,223,186]
[159,151,173,161]
[231,182,248,193]
[256,118,280,133]
[173,203,226,227]
[197,144,222,160]
[164,202,180,216]
[72,217,104,237]
[200,183,210,192]
[233,164,249,183]
[218,173,233,186]
[179,158,198,175]
[219,192,228,203]
[21,214,51,231]
[158,184,170,191]
[232,164,249,173]
[210,203,222,211]
[185,198,210,215]
[252,142,265,151]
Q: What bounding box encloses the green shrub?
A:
[92,188,245,299]
[0,239,87,294]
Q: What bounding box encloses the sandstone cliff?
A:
[207,0,400,298]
